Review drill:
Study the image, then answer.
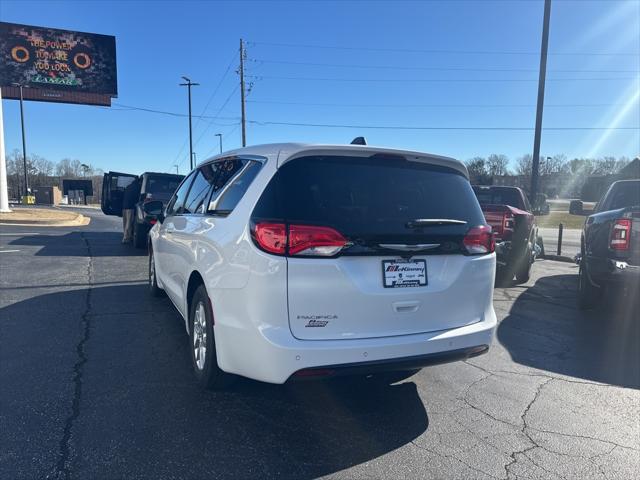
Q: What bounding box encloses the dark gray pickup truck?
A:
[571,179,640,309]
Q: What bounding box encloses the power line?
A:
[248,119,640,131]
[246,99,630,108]
[111,102,238,122]
[248,40,640,57]
[247,74,637,83]
[250,58,640,74]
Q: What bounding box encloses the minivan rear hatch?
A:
[251,154,494,340]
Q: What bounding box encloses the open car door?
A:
[101,171,138,216]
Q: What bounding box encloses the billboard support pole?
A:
[0,88,11,212]
[16,84,29,197]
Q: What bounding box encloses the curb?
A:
[0,213,89,227]
[542,254,575,264]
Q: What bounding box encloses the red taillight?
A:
[610,219,631,251]
[254,222,287,254]
[252,223,348,256]
[503,211,515,234]
[463,225,495,255]
[149,219,157,225]
[289,225,347,256]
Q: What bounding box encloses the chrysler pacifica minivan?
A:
[146,143,497,388]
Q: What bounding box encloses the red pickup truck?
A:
[473,186,539,284]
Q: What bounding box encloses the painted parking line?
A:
[0,233,41,236]
[0,249,21,253]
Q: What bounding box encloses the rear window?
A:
[252,155,485,240]
[145,175,184,195]
[601,182,640,211]
[473,187,524,209]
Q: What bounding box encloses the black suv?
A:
[101,171,184,248]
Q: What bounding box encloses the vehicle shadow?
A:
[1,285,428,479]
[8,231,147,256]
[497,273,639,389]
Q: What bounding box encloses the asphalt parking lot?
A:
[1,208,638,480]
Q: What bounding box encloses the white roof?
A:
[200,143,468,178]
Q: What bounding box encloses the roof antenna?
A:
[350,136,367,145]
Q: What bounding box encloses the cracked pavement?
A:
[1,209,638,479]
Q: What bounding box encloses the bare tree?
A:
[486,154,510,176]
[465,157,492,184]
[515,154,533,176]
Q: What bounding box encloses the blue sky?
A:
[1,0,639,175]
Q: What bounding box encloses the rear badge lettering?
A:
[299,314,337,328]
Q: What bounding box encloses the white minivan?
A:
[146,143,497,388]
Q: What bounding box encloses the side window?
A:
[183,168,214,214]
[210,161,262,213]
[166,171,196,216]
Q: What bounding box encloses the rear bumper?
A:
[215,308,497,384]
[585,256,640,287]
[290,344,489,381]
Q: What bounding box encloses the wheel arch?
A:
[186,270,207,331]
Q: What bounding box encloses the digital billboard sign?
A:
[0,22,117,103]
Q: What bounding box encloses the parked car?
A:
[145,143,497,389]
[572,179,640,309]
[472,185,539,284]
[101,171,184,248]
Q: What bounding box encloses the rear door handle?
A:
[393,301,420,313]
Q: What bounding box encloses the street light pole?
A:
[180,76,199,171]
[215,133,223,154]
[13,83,29,198]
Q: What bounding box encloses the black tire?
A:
[133,222,147,249]
[189,285,234,390]
[515,249,533,284]
[578,262,601,310]
[148,248,164,297]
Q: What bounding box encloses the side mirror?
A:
[569,200,585,216]
[143,200,164,224]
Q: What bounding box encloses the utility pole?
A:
[530,0,552,201]
[180,76,199,170]
[215,133,223,153]
[239,38,247,147]
[13,83,29,198]
[174,164,179,174]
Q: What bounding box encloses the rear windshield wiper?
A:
[406,218,467,228]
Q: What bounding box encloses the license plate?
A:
[382,260,427,288]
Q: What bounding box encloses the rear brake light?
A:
[254,223,287,254]
[610,219,631,250]
[503,211,515,232]
[463,225,495,254]
[289,225,347,256]
[252,223,348,257]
